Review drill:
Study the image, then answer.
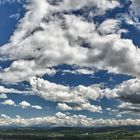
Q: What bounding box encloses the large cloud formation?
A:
[0,0,140,127]
[0,0,140,84]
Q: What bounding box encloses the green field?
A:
[0,126,140,140]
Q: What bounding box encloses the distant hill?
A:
[0,126,140,140]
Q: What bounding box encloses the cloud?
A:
[0,86,17,94]
[131,0,140,16]
[62,66,96,75]
[9,0,50,45]
[1,114,11,119]
[48,0,120,14]
[0,112,95,127]
[118,102,140,113]
[0,94,7,99]
[1,10,140,82]
[0,0,138,80]
[1,0,138,84]
[29,77,86,104]
[0,0,140,127]
[1,112,140,127]
[55,78,140,114]
[57,103,73,111]
[0,99,42,110]
[2,76,140,114]
[29,77,116,103]
[19,101,31,108]
[0,76,116,114]
[1,99,15,106]
[74,68,95,75]
[0,60,56,83]
[28,77,119,113]
[114,78,140,104]
[9,13,20,20]
[0,85,33,94]
[57,102,102,113]
[0,0,24,4]
[29,77,139,115]
[97,19,120,35]
[31,105,42,110]
[109,78,140,114]
[19,101,42,110]
[57,103,73,110]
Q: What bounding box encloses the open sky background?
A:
[0,0,140,127]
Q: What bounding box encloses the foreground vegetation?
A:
[0,126,140,140]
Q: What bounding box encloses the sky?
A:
[0,0,140,127]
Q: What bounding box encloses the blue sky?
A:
[0,0,140,127]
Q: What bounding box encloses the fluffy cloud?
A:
[0,112,95,127]
[52,0,119,12]
[30,77,86,104]
[57,103,73,111]
[118,102,140,113]
[1,112,140,127]
[0,0,138,78]
[0,94,7,99]
[2,76,140,114]
[28,77,119,113]
[19,101,31,108]
[0,0,140,127]
[9,0,50,45]
[37,77,140,114]
[1,12,140,83]
[114,78,140,104]
[110,78,140,114]
[1,99,15,106]
[0,85,33,94]
[19,101,42,109]
[29,77,116,103]
[0,86,18,94]
[28,77,140,114]
[1,99,42,110]
[1,0,139,84]
[0,60,56,83]
[57,102,102,113]
[97,19,120,35]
